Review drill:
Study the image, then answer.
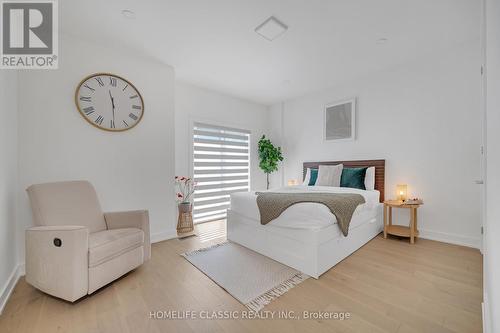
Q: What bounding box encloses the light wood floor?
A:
[0,221,483,333]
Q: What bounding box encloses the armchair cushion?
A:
[104,210,151,261]
[88,228,144,267]
[26,181,106,233]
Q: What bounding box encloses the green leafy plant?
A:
[258,135,284,189]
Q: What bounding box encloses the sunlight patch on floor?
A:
[195,219,227,243]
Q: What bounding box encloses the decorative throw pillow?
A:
[302,168,311,185]
[364,167,375,190]
[315,164,343,187]
[302,168,319,185]
[341,167,368,190]
[308,168,318,186]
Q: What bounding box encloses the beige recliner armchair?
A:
[25,180,151,302]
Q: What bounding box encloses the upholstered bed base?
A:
[227,206,383,279]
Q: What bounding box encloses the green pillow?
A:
[340,167,367,190]
[308,168,318,186]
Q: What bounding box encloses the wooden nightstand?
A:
[383,200,422,244]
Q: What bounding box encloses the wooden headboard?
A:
[303,159,386,202]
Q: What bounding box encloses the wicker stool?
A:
[177,203,194,234]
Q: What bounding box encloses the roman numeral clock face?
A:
[75,73,144,131]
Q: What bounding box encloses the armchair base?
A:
[88,246,144,294]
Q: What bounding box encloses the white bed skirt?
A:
[227,207,383,279]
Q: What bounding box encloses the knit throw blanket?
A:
[256,192,365,236]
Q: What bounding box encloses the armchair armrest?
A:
[104,210,150,261]
[25,225,89,302]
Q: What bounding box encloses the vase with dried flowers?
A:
[175,176,195,211]
[175,176,196,234]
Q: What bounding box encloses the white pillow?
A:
[302,168,311,185]
[364,167,375,190]
[316,164,343,187]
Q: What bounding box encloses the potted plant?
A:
[258,135,284,189]
[175,176,195,213]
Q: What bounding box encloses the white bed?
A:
[227,160,385,279]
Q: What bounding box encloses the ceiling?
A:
[60,0,480,105]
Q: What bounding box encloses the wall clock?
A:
[75,73,144,132]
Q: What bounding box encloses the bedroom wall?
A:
[267,102,285,189]
[175,81,269,191]
[0,71,19,312]
[270,41,482,248]
[484,0,500,330]
[16,34,176,264]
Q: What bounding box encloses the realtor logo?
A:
[1,0,58,69]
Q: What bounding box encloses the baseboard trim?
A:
[0,263,24,315]
[150,230,178,243]
[483,294,492,333]
[419,228,481,249]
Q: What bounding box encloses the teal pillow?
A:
[308,168,318,186]
[340,167,367,190]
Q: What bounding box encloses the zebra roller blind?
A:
[193,122,251,224]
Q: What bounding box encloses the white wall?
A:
[175,81,269,191]
[0,71,19,311]
[17,34,176,263]
[484,0,500,330]
[271,42,482,248]
[267,102,285,188]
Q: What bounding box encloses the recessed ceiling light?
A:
[376,38,388,44]
[255,16,288,41]
[121,9,136,19]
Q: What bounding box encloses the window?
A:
[192,122,250,224]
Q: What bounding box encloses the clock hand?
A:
[109,90,116,124]
[108,90,115,109]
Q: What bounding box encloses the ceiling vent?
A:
[255,16,288,41]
